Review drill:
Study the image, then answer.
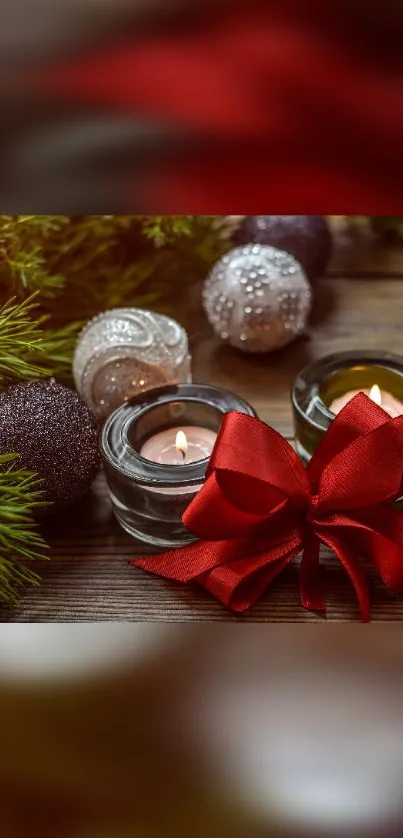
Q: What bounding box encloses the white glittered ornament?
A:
[203,244,312,353]
[73,308,191,419]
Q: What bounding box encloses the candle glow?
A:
[329,381,403,420]
[175,430,188,459]
[369,384,382,406]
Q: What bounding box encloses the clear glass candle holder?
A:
[73,308,191,419]
[101,383,256,549]
[292,350,403,461]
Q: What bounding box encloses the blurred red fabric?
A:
[38,4,403,211]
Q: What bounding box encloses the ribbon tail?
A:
[318,530,371,622]
[133,529,303,613]
[200,543,301,613]
[132,538,229,583]
[322,509,403,592]
[131,530,298,585]
[300,535,325,613]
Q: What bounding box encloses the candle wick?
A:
[180,449,186,463]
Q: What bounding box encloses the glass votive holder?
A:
[73,308,191,419]
[101,383,256,549]
[292,350,403,461]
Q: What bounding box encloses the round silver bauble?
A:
[202,244,312,353]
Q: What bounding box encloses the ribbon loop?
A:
[209,412,311,508]
[308,392,390,485]
[316,420,403,513]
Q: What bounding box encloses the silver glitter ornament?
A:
[73,308,192,419]
[0,379,100,516]
[202,244,312,353]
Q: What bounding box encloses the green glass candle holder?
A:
[292,351,403,462]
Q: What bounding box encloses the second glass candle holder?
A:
[101,383,256,549]
[292,350,403,461]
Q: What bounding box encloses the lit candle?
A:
[292,351,403,463]
[330,383,403,418]
[140,426,217,465]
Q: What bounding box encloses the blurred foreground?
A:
[1,624,403,837]
[1,0,403,210]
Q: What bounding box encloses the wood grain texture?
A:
[2,227,403,622]
[328,218,403,277]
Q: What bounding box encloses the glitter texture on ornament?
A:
[73,308,192,419]
[202,244,312,353]
[0,379,100,515]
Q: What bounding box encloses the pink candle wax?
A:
[140,426,217,465]
[139,426,217,496]
[329,384,403,418]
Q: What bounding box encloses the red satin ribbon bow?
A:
[133,393,403,619]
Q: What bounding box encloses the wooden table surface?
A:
[3,220,403,622]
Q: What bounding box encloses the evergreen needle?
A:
[0,453,47,607]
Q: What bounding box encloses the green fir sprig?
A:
[0,294,51,381]
[0,294,64,606]
[0,215,67,298]
[138,215,205,247]
[0,293,82,382]
[28,320,83,381]
[0,453,47,607]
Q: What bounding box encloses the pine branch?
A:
[0,294,51,381]
[0,453,48,607]
[0,215,67,298]
[0,293,85,383]
[138,215,203,247]
[29,320,83,381]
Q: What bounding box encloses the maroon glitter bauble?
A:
[237,216,332,282]
[0,379,100,515]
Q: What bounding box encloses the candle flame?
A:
[175,430,188,457]
[369,384,382,406]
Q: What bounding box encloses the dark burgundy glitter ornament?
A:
[0,379,100,515]
[237,216,332,282]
